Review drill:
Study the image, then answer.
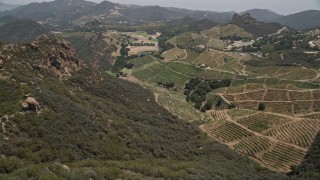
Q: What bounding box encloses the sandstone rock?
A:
[61,41,71,50]
[60,51,67,60]
[21,97,40,112]
[30,43,39,51]
[62,165,70,172]
[232,12,257,24]
[0,59,3,69]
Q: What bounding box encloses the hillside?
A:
[1,0,95,21]
[0,2,19,11]
[241,9,283,22]
[0,36,287,179]
[273,10,320,31]
[0,19,51,42]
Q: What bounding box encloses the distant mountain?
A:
[165,7,234,24]
[2,0,95,20]
[273,10,320,31]
[0,19,52,42]
[165,16,219,32]
[230,13,284,37]
[241,9,283,22]
[0,15,19,27]
[123,6,183,21]
[0,2,19,11]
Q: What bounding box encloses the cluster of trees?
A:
[184,78,231,111]
[220,35,250,42]
[129,42,156,46]
[157,31,177,53]
[112,43,134,75]
[157,81,175,89]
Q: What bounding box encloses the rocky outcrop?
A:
[21,97,40,112]
[232,13,257,24]
[0,35,82,80]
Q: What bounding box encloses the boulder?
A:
[30,43,39,51]
[60,41,71,50]
[21,97,40,112]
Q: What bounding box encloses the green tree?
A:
[258,102,265,111]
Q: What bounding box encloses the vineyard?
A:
[201,106,318,172]
[233,136,272,156]
[122,36,320,174]
[262,143,305,172]
[204,121,253,142]
[264,119,320,148]
[237,113,291,132]
[209,110,228,121]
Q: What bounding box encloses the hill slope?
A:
[0,19,51,42]
[241,9,283,22]
[273,10,320,31]
[0,36,287,179]
[231,13,284,37]
[0,2,19,11]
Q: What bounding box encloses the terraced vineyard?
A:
[204,121,253,143]
[264,89,289,101]
[209,110,228,121]
[238,113,291,132]
[304,112,320,119]
[262,143,305,172]
[233,136,273,156]
[264,119,320,147]
[227,109,257,119]
[233,90,265,101]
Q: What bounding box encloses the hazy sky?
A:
[2,0,320,15]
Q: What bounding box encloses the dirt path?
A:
[154,93,159,103]
[182,49,188,60]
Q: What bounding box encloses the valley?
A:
[0,0,320,179]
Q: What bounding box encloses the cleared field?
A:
[293,101,312,114]
[193,51,217,66]
[203,24,253,39]
[289,91,312,101]
[205,121,253,143]
[264,119,320,148]
[262,143,305,172]
[207,38,227,50]
[245,84,265,92]
[312,101,320,111]
[162,48,187,62]
[233,136,273,156]
[228,109,257,119]
[264,89,288,101]
[233,90,265,101]
[182,50,201,63]
[129,55,156,68]
[264,102,293,114]
[312,90,320,99]
[130,46,158,55]
[234,101,258,110]
[166,61,203,77]
[278,68,317,81]
[226,86,245,94]
[247,66,317,81]
[237,113,291,132]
